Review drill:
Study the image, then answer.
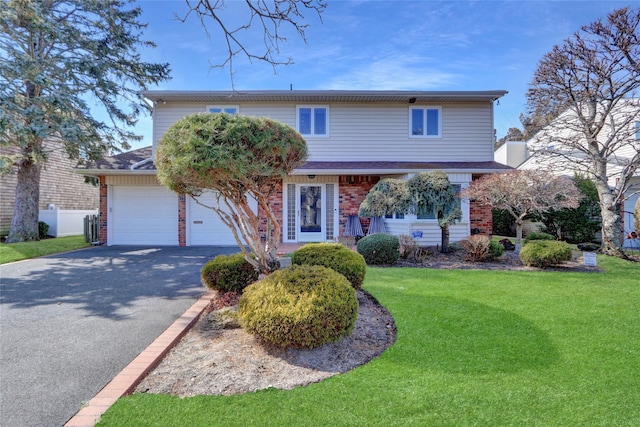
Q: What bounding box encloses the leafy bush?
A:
[397,234,430,262]
[201,253,258,293]
[523,232,555,244]
[237,265,358,349]
[460,235,504,262]
[38,221,49,238]
[291,243,366,289]
[356,233,400,265]
[520,241,573,268]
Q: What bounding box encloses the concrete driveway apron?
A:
[0,245,238,427]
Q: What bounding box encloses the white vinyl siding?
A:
[152,102,495,163]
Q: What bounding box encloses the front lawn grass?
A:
[97,256,640,427]
[0,235,90,264]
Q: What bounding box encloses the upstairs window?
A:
[635,121,640,140]
[206,105,239,114]
[410,106,441,138]
[297,106,328,136]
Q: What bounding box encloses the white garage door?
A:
[188,192,256,246]
[111,186,178,245]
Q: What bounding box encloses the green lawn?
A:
[0,235,91,264]
[98,256,640,427]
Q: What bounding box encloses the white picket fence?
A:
[39,208,98,237]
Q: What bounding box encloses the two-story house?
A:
[78,90,511,246]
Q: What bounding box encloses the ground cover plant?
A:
[0,235,90,264]
[97,255,639,426]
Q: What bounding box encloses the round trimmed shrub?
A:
[291,243,366,289]
[356,233,400,265]
[237,265,358,349]
[523,232,555,244]
[520,240,572,268]
[201,253,258,293]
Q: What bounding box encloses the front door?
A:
[297,184,324,242]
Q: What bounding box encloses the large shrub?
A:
[536,176,601,243]
[357,233,400,265]
[523,232,555,244]
[520,241,573,268]
[237,265,358,349]
[201,253,259,293]
[461,235,504,262]
[291,243,366,289]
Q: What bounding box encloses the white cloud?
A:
[323,55,463,90]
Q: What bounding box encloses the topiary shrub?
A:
[201,253,259,293]
[520,241,572,268]
[461,235,504,262]
[523,232,555,244]
[291,243,366,289]
[237,265,358,349]
[356,233,400,265]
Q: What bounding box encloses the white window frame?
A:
[409,106,442,138]
[206,105,239,114]
[296,105,329,137]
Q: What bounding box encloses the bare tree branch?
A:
[178,0,326,89]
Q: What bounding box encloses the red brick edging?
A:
[64,291,215,427]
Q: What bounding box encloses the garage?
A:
[187,192,256,246]
[110,186,178,245]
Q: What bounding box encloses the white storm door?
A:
[297,184,325,242]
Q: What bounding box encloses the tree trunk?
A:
[598,189,626,257]
[440,225,450,253]
[6,157,42,243]
[514,218,524,253]
[593,164,627,258]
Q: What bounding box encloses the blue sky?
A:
[129,0,639,149]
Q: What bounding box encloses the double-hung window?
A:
[635,121,640,140]
[297,106,328,136]
[410,106,441,138]
[206,105,239,114]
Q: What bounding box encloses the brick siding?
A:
[469,200,493,236]
[99,176,108,243]
[178,194,186,246]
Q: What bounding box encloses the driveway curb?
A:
[64,291,215,427]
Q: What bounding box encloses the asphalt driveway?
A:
[0,245,239,427]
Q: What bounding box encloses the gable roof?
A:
[141,90,508,104]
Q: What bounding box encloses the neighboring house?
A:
[0,140,99,237]
[496,101,640,248]
[77,90,511,247]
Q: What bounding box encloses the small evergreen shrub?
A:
[201,253,258,293]
[461,235,504,262]
[291,243,366,289]
[520,241,572,268]
[237,265,358,349]
[523,232,555,244]
[357,233,400,265]
[38,221,49,238]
